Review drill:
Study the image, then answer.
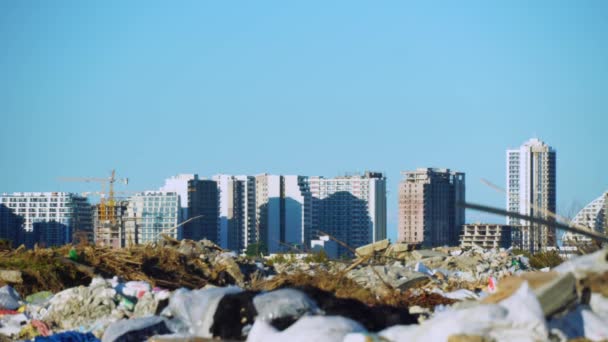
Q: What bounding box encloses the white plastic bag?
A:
[549,306,608,341]
[165,286,242,337]
[102,316,172,342]
[253,288,323,322]
[247,315,366,342]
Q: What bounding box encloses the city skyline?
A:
[0,149,604,244]
[1,2,607,243]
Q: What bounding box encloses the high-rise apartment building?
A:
[236,175,257,249]
[0,203,23,247]
[0,192,93,248]
[160,174,196,237]
[125,192,180,244]
[308,172,386,257]
[213,175,256,251]
[184,177,219,243]
[506,138,556,252]
[398,168,465,247]
[255,174,311,254]
[124,171,386,256]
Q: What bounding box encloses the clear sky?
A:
[1,1,607,242]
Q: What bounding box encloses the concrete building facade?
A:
[460,223,512,249]
[562,191,607,247]
[184,177,219,243]
[0,192,93,248]
[212,175,257,251]
[507,138,556,252]
[398,168,465,247]
[0,203,23,247]
[160,174,196,238]
[214,175,243,250]
[308,172,386,257]
[254,174,312,254]
[125,192,180,244]
[236,175,257,250]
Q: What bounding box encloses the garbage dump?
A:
[0,237,606,341]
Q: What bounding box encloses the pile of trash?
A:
[0,238,607,341]
[345,241,537,298]
[0,236,270,297]
[0,277,421,341]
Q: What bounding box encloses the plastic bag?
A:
[0,285,21,310]
[487,281,547,342]
[553,249,608,279]
[549,306,608,341]
[114,280,151,301]
[435,289,480,300]
[165,286,241,337]
[0,313,28,337]
[378,282,547,342]
[25,291,54,305]
[247,315,366,342]
[35,331,99,342]
[102,316,172,342]
[253,288,323,322]
[413,262,434,277]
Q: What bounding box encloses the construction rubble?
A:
[0,238,606,341]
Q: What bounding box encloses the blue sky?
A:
[1,1,607,242]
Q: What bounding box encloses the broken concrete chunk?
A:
[394,272,430,290]
[0,270,22,284]
[384,243,410,258]
[412,249,448,260]
[355,239,390,257]
[535,272,578,316]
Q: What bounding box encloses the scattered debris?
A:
[0,239,606,341]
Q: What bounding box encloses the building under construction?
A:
[93,200,129,248]
[460,223,513,249]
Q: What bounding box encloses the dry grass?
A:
[512,249,565,269]
[529,251,564,269]
[0,240,237,296]
[251,269,456,308]
[0,246,92,295]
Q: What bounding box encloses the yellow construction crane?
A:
[58,170,129,246]
[59,169,129,205]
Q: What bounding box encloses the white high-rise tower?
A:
[506,138,556,252]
